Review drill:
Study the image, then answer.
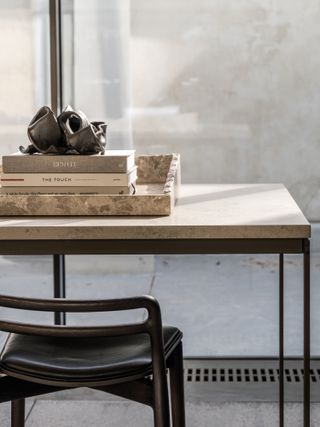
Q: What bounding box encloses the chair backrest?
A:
[0,294,162,339]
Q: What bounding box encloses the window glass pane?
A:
[68,0,320,219]
[67,0,132,148]
[0,0,50,157]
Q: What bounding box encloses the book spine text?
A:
[0,169,137,187]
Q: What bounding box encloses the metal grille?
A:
[183,359,320,402]
[185,367,311,383]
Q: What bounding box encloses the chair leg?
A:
[152,369,171,427]
[11,399,25,427]
[168,342,186,427]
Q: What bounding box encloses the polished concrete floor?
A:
[0,252,319,356]
[0,244,319,425]
[2,400,320,427]
[0,400,313,427]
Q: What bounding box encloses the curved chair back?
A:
[0,294,162,338]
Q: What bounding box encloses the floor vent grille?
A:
[185,367,309,384]
[183,359,320,402]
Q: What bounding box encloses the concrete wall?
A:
[129,0,320,220]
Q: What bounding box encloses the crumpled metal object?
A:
[20,106,65,154]
[58,106,107,154]
[20,106,107,155]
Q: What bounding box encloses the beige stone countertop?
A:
[0,184,310,240]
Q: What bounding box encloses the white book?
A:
[0,184,135,195]
[0,166,137,187]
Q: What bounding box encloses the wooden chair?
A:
[0,294,185,427]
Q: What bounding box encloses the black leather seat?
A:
[0,295,185,427]
[1,327,182,385]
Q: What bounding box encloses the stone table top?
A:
[0,184,310,240]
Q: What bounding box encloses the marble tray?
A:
[0,154,180,216]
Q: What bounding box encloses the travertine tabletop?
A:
[0,184,310,240]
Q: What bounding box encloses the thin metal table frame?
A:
[0,237,311,427]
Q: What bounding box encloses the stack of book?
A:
[0,150,136,195]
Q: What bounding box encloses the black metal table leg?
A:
[304,239,310,427]
[279,253,284,427]
[53,254,66,325]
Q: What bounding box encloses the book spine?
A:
[0,169,137,187]
[1,185,134,195]
[2,155,134,173]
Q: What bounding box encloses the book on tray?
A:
[0,150,137,195]
[2,150,135,173]
[1,184,135,195]
[0,168,137,187]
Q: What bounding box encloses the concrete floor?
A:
[0,246,319,425]
[2,399,320,427]
[0,252,319,356]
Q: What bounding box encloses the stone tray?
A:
[0,154,180,216]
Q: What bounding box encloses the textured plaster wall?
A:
[130,0,320,220]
